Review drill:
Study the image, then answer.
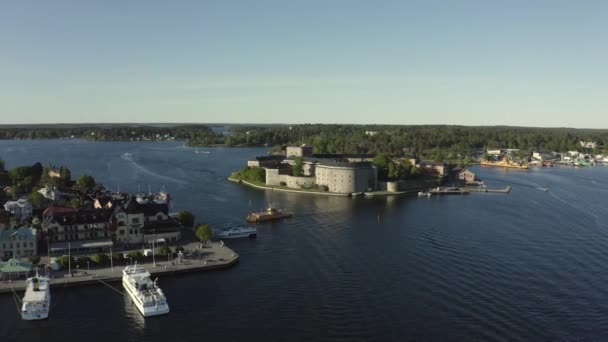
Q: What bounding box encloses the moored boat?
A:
[247,204,292,223]
[122,264,169,317]
[481,159,529,169]
[215,224,257,239]
[21,271,50,320]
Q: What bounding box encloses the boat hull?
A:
[217,232,257,239]
[21,308,49,320]
[247,213,291,223]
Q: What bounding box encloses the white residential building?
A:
[580,141,597,149]
[37,187,61,201]
[4,198,33,221]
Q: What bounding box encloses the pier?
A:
[464,185,512,193]
[0,242,239,294]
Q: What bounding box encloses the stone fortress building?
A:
[251,145,378,194]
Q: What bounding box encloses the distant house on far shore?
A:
[580,141,597,149]
[486,148,503,156]
[417,161,447,177]
[456,169,476,184]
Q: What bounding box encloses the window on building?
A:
[132,218,140,224]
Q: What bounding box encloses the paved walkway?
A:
[0,242,238,294]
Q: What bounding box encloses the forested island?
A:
[1,124,607,158]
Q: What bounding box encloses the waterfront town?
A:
[0,162,234,290]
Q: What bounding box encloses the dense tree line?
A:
[1,124,607,157]
[0,124,220,143]
[225,124,608,157]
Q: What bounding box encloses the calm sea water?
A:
[1,140,608,341]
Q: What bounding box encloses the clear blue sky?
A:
[1,0,607,127]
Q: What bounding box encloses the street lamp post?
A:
[87,261,90,274]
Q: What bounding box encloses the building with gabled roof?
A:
[111,197,180,245]
[0,226,38,258]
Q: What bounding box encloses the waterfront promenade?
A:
[0,242,238,294]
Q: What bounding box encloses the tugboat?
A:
[247,204,292,223]
[21,270,50,320]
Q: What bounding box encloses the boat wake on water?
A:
[121,152,134,161]
[121,153,189,185]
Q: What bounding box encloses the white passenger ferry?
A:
[215,224,257,239]
[122,263,169,317]
[21,271,51,320]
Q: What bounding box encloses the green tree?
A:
[293,157,304,177]
[175,210,195,227]
[59,166,71,186]
[158,246,171,256]
[126,251,143,260]
[372,153,393,181]
[195,224,212,243]
[76,174,96,193]
[433,149,444,163]
[76,256,92,268]
[111,252,124,265]
[9,166,31,182]
[387,161,399,180]
[58,255,74,268]
[28,190,48,209]
[410,166,420,177]
[91,253,109,265]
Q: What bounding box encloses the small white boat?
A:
[21,271,50,320]
[215,225,257,239]
[122,264,169,317]
[417,191,431,197]
[537,187,549,192]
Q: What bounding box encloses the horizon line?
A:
[0,122,607,131]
